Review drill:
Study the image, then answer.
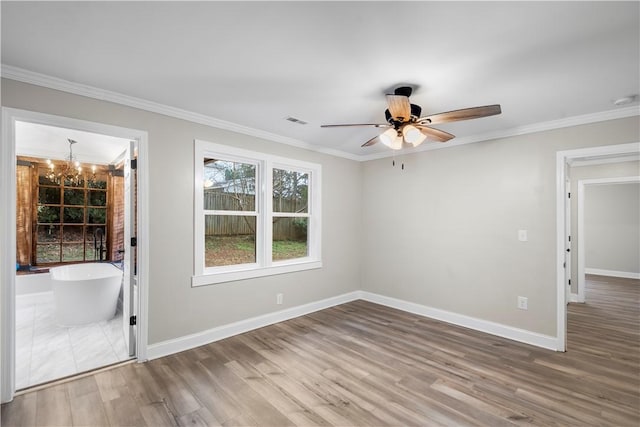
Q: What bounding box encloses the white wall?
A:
[361,119,640,337]
[1,78,363,345]
[584,183,640,275]
[569,161,640,290]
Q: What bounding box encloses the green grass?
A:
[272,239,308,261]
[205,235,307,267]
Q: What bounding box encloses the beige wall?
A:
[1,79,362,345]
[361,118,640,336]
[569,161,640,290]
[585,183,640,274]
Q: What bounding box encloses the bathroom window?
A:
[34,166,109,264]
[193,140,322,286]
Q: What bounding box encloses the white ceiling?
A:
[15,121,130,165]
[2,2,639,159]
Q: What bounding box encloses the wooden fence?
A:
[204,191,306,240]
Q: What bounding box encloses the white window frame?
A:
[193,139,322,286]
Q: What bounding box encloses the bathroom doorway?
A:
[1,109,149,402]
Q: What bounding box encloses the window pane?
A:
[86,226,107,260]
[37,244,60,263]
[63,207,84,223]
[272,217,308,261]
[62,243,84,262]
[64,177,83,188]
[203,158,256,211]
[89,190,107,206]
[205,215,256,267]
[273,169,308,213]
[62,225,83,242]
[88,175,108,189]
[88,207,106,224]
[38,169,57,186]
[38,187,60,204]
[37,225,60,243]
[64,188,85,205]
[37,206,60,223]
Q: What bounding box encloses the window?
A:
[193,140,321,286]
[35,166,108,264]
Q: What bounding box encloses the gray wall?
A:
[2,79,362,345]
[3,78,639,344]
[361,119,640,336]
[569,161,640,290]
[585,183,640,274]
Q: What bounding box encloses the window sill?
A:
[192,259,322,286]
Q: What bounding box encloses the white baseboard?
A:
[147,289,562,360]
[569,293,579,303]
[585,268,640,280]
[146,291,361,360]
[359,291,560,351]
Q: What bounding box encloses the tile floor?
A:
[16,291,131,390]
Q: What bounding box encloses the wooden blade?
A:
[415,125,455,143]
[361,135,380,147]
[386,94,411,122]
[418,104,501,125]
[321,123,389,128]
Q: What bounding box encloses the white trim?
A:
[360,292,559,351]
[191,260,322,286]
[569,293,579,303]
[578,176,640,303]
[358,107,640,161]
[1,110,17,403]
[146,291,362,360]
[193,139,322,286]
[1,65,361,162]
[556,142,640,353]
[585,268,640,280]
[2,65,638,163]
[0,108,150,402]
[146,284,579,362]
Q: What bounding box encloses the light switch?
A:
[518,229,528,242]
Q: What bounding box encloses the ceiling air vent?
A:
[285,116,308,125]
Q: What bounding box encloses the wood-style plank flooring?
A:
[3,275,639,426]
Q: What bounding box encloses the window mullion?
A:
[264,161,273,267]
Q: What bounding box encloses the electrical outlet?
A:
[517,296,528,310]
[518,229,528,242]
[276,293,283,305]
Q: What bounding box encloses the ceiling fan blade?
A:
[415,125,455,143]
[361,135,380,147]
[418,104,502,125]
[321,123,390,128]
[386,94,411,121]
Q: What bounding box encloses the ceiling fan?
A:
[321,86,501,150]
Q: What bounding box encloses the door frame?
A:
[577,176,640,302]
[555,141,640,352]
[0,108,149,403]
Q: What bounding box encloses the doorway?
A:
[576,177,640,302]
[555,141,640,351]
[1,108,149,402]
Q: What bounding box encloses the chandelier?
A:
[45,139,96,185]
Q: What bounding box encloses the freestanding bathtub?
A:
[50,263,123,327]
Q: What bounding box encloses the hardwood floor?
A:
[3,275,639,426]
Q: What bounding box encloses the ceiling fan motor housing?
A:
[385,104,423,126]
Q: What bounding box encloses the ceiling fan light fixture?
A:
[380,128,403,150]
[402,125,427,146]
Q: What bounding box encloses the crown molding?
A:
[1,65,362,161]
[358,105,640,161]
[3,64,638,163]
